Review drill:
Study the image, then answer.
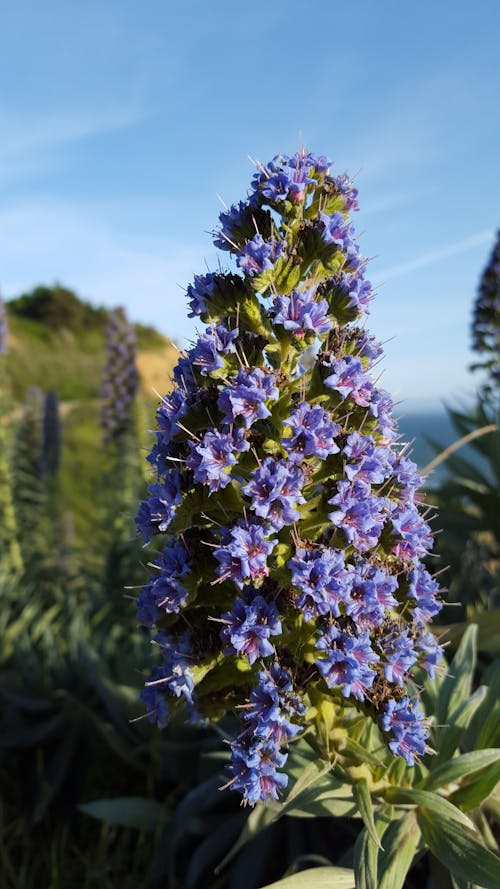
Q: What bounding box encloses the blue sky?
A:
[1,0,499,408]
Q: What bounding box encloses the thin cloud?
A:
[375,230,494,281]
[0,106,142,186]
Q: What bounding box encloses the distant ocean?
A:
[396,410,460,483]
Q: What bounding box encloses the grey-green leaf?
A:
[417,807,500,889]
[354,824,385,889]
[259,865,356,889]
[437,624,477,726]
[353,778,382,849]
[78,797,166,831]
[377,811,420,889]
[426,748,500,792]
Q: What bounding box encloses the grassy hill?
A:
[2,285,178,542]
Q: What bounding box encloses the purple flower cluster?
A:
[187,272,219,318]
[323,355,373,406]
[252,150,331,207]
[228,664,304,805]
[214,520,276,587]
[328,480,385,552]
[136,147,445,796]
[319,211,360,268]
[243,457,306,530]
[100,307,139,445]
[140,631,195,728]
[218,367,279,429]
[221,591,282,664]
[137,540,191,627]
[289,547,350,619]
[316,626,379,702]
[282,402,340,462]
[186,427,248,493]
[382,698,428,765]
[408,565,443,624]
[236,233,284,277]
[190,324,239,376]
[135,471,182,543]
[272,290,332,338]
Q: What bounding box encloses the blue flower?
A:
[213,200,257,251]
[382,697,428,765]
[218,367,279,429]
[186,429,237,493]
[347,564,398,628]
[408,565,443,624]
[282,402,340,463]
[243,457,306,530]
[135,471,182,542]
[140,674,170,729]
[289,547,351,619]
[390,503,433,561]
[140,631,195,728]
[190,324,238,376]
[342,432,391,485]
[389,453,424,498]
[318,211,360,267]
[220,592,282,664]
[415,629,443,680]
[381,628,417,686]
[228,736,288,805]
[328,480,385,552]
[214,520,277,587]
[333,172,359,212]
[272,291,332,337]
[323,355,373,406]
[236,233,284,276]
[186,272,219,318]
[332,273,373,315]
[316,626,379,701]
[368,389,396,441]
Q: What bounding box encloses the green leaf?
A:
[449,761,500,811]
[353,778,382,849]
[214,801,276,875]
[383,787,474,829]
[286,796,358,819]
[377,811,420,889]
[433,686,487,766]
[342,737,384,768]
[354,822,387,889]
[185,812,247,889]
[437,624,477,726]
[275,759,334,819]
[259,866,355,889]
[79,797,166,831]
[418,807,500,888]
[426,749,500,792]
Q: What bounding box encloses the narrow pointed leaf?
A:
[377,811,420,889]
[426,748,500,791]
[353,778,382,849]
[259,866,355,889]
[418,808,500,889]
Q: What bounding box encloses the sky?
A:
[1,0,499,409]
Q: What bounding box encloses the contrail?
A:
[375,229,494,281]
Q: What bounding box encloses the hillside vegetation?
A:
[3,285,178,540]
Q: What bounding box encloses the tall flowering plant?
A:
[100,307,139,445]
[471,230,500,394]
[135,150,446,809]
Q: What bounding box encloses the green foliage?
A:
[429,400,500,619]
